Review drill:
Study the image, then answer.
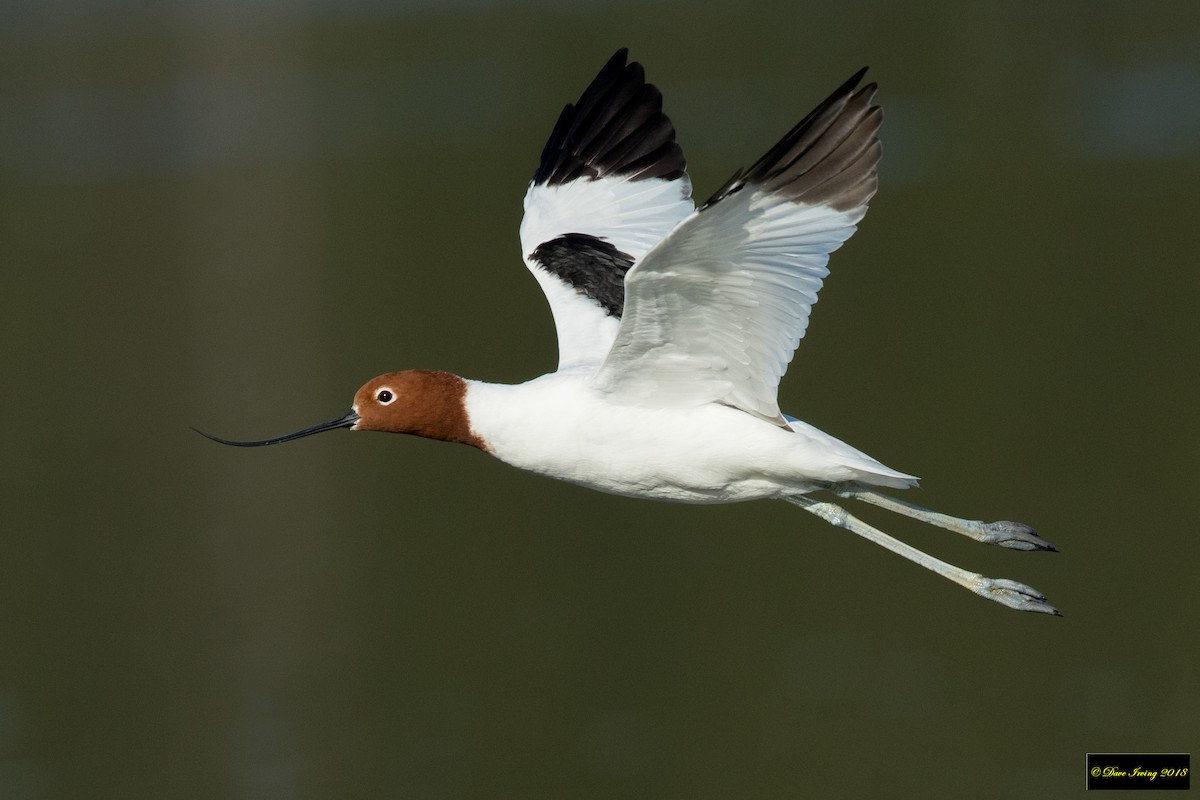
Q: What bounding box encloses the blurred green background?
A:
[2,1,1197,797]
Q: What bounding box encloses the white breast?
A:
[463,374,914,503]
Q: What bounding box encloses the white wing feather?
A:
[520,175,693,370]
[592,71,881,423]
[517,50,694,372]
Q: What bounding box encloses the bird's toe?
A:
[983,521,1057,552]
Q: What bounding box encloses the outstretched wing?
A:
[592,69,881,424]
[520,49,695,372]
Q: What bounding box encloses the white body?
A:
[466,373,915,504]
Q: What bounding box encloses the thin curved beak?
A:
[192,409,360,447]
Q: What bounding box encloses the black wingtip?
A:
[699,65,881,213]
[531,47,687,187]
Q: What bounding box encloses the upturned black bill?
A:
[192,410,360,447]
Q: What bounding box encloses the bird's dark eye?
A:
[377,389,394,404]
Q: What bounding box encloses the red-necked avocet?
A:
[197,49,1059,615]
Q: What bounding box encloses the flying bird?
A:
[197,49,1059,615]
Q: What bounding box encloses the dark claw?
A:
[981,578,1062,616]
[984,521,1057,552]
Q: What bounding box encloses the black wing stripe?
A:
[529,234,635,318]
[701,68,881,213]
[532,48,687,187]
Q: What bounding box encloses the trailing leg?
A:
[787,496,1060,615]
[836,485,1057,552]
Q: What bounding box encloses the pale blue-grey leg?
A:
[836,486,1056,552]
[788,496,1060,615]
